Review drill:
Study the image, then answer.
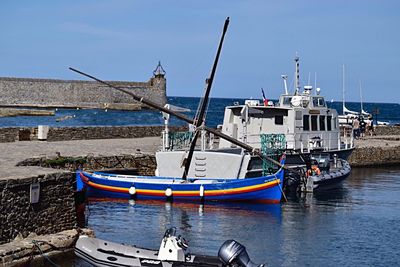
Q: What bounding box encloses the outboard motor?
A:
[218,240,264,267]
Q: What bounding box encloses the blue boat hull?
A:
[77,170,285,203]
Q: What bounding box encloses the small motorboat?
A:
[284,153,351,193]
[304,154,351,192]
[75,227,264,267]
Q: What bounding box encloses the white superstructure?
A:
[219,86,353,154]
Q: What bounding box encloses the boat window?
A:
[311,115,318,131]
[319,116,326,131]
[312,97,326,107]
[282,97,292,106]
[275,115,284,125]
[295,111,302,120]
[303,115,310,131]
[327,116,332,131]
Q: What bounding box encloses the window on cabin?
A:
[303,115,310,131]
[295,111,302,120]
[327,116,332,131]
[282,97,292,106]
[275,115,284,125]
[311,115,318,131]
[312,97,326,107]
[319,116,325,131]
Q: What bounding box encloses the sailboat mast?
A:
[342,64,345,115]
[359,80,363,114]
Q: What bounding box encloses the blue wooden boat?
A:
[76,167,285,203]
[72,18,288,204]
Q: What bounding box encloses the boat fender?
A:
[218,240,263,267]
[129,186,136,195]
[165,188,173,197]
[199,185,205,197]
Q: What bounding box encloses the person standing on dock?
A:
[353,117,360,139]
[368,119,374,136]
[360,117,366,138]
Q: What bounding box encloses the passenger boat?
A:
[216,57,355,166]
[75,227,264,267]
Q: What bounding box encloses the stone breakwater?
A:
[0,71,167,110]
[0,172,76,245]
[348,133,400,167]
[0,125,186,143]
[0,108,55,117]
[348,146,400,167]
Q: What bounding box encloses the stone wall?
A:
[0,125,187,143]
[0,128,19,143]
[0,172,76,245]
[348,146,400,167]
[374,125,400,135]
[46,126,171,142]
[0,73,167,110]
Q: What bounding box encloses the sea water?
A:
[64,166,400,267]
[0,97,399,128]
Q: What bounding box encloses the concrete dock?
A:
[1,134,400,180]
[0,137,161,180]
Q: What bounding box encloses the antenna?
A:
[281,75,288,94]
[314,72,317,89]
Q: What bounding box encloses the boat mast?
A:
[342,64,346,115]
[359,80,363,114]
[295,55,300,94]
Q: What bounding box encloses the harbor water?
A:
[66,166,400,267]
[1,97,399,128]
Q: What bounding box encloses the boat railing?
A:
[162,131,194,150]
[162,130,217,151]
[285,132,351,153]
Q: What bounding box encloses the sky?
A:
[0,0,399,103]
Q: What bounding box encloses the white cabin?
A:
[219,87,347,154]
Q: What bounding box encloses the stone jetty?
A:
[0,108,55,117]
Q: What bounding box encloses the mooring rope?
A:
[31,240,61,267]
